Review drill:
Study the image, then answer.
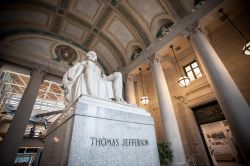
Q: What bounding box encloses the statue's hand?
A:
[60,84,65,90]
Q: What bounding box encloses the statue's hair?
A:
[87,51,97,57]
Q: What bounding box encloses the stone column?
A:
[125,74,136,105]
[189,28,250,162]
[149,55,186,165]
[0,63,3,76]
[0,65,47,166]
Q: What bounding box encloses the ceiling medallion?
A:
[54,45,77,66]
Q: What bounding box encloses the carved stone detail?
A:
[147,53,161,66]
[31,64,48,80]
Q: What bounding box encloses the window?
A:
[184,61,202,81]
[130,48,142,62]
[156,20,174,38]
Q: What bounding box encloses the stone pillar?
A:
[149,55,186,165]
[0,65,47,166]
[125,74,136,105]
[189,28,250,163]
[0,63,3,76]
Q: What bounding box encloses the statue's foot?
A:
[116,97,127,103]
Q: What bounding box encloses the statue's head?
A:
[86,51,97,62]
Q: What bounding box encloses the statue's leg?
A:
[85,67,98,97]
[112,72,124,102]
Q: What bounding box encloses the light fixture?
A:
[170,45,190,87]
[139,68,150,105]
[218,8,250,56]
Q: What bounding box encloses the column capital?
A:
[127,74,134,82]
[147,53,161,66]
[124,73,134,81]
[31,64,48,80]
[182,26,205,39]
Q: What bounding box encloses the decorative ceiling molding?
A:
[70,0,105,23]
[92,40,118,71]
[117,4,150,46]
[99,32,125,66]
[0,28,88,52]
[0,28,112,74]
[63,21,88,41]
[95,6,113,29]
[67,13,93,29]
[0,8,54,31]
[0,9,49,26]
[83,5,113,50]
[0,41,68,77]
[106,16,136,51]
[120,0,223,74]
[0,2,126,68]
[83,33,95,48]
[167,0,187,18]
[127,0,165,28]
[11,37,54,59]
[0,0,187,70]
[51,15,64,33]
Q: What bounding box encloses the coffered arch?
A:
[0,2,125,67]
[0,29,111,74]
[126,41,143,64]
[0,0,180,71]
[121,0,176,41]
[0,4,54,31]
[151,15,175,38]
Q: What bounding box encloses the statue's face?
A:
[87,51,97,62]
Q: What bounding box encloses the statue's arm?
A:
[67,63,83,81]
[62,63,81,86]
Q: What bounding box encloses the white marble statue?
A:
[62,51,124,106]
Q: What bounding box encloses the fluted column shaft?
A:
[126,74,136,105]
[190,28,250,163]
[150,55,186,165]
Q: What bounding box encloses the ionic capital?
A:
[147,53,161,66]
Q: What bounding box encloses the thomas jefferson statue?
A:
[62,51,124,106]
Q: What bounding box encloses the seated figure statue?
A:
[62,51,124,106]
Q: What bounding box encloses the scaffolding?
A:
[0,70,65,121]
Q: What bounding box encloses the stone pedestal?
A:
[40,96,160,166]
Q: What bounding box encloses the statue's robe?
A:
[62,61,115,106]
[62,62,88,106]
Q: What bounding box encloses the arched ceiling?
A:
[0,0,179,73]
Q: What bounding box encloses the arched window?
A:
[130,48,142,62]
[193,0,206,7]
[156,21,174,38]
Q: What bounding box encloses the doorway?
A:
[193,101,241,166]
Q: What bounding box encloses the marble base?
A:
[39,96,160,166]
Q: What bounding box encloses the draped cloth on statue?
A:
[62,61,115,106]
[62,62,87,106]
[62,51,124,107]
